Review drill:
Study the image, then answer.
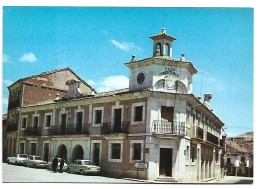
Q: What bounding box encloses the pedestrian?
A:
[52,156,58,173]
[60,158,65,173]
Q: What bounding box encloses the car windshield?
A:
[34,157,42,160]
[19,155,27,158]
[83,161,95,165]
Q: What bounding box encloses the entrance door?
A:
[76,112,83,133]
[93,143,100,166]
[114,109,122,133]
[43,143,49,161]
[159,148,172,177]
[61,114,67,134]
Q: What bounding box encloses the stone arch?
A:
[72,144,84,162]
[155,42,162,56]
[165,43,170,56]
[175,80,188,94]
[57,144,68,162]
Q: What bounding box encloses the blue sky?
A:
[2,7,253,137]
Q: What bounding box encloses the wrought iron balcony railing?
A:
[101,122,129,134]
[207,132,219,145]
[191,126,204,140]
[50,124,90,135]
[151,120,185,135]
[23,127,42,136]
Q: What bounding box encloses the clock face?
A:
[137,73,145,84]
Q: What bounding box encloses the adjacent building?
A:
[6,28,225,182]
[224,132,253,177]
[5,67,95,159]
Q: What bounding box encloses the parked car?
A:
[7,154,28,165]
[23,155,48,168]
[67,160,100,175]
[47,158,68,171]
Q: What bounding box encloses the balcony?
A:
[50,124,90,135]
[23,127,42,136]
[207,132,219,145]
[191,126,204,140]
[151,120,185,136]
[101,122,129,134]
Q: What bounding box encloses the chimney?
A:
[180,53,185,61]
[197,96,201,101]
[203,93,212,108]
[63,79,82,99]
[55,93,60,100]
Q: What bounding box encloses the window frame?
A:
[32,114,39,128]
[19,141,26,154]
[129,140,144,163]
[21,115,28,130]
[29,141,38,155]
[108,140,123,163]
[44,113,53,129]
[131,102,145,125]
[93,107,104,127]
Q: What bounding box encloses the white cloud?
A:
[86,79,95,86]
[19,52,38,62]
[111,39,140,52]
[3,79,14,86]
[2,98,8,105]
[3,53,11,63]
[88,75,129,93]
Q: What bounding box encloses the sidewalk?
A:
[206,176,253,184]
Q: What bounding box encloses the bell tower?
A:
[149,28,176,57]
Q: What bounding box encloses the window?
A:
[241,156,245,163]
[131,102,145,125]
[133,143,141,160]
[30,142,37,155]
[22,117,27,129]
[111,143,121,159]
[33,116,39,128]
[95,110,102,124]
[134,106,143,121]
[93,107,104,126]
[44,113,52,128]
[186,146,190,161]
[108,141,123,162]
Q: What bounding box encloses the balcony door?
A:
[76,112,83,133]
[114,108,122,133]
[93,143,100,166]
[161,106,174,122]
[61,113,67,134]
[43,143,49,161]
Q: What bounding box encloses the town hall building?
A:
[10,28,224,182]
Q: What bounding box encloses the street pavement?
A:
[205,176,253,184]
[2,163,253,184]
[2,163,144,183]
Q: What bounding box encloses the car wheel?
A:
[24,162,27,167]
[67,168,71,173]
[80,169,84,175]
[33,164,36,168]
[7,160,10,164]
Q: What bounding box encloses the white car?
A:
[67,160,100,175]
[23,155,48,168]
[7,154,28,165]
[47,158,68,171]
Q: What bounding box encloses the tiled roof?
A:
[226,133,254,154]
[94,88,130,97]
[149,31,176,41]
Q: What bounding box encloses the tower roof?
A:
[149,28,176,41]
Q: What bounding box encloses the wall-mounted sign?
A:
[159,67,179,78]
[135,163,148,169]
